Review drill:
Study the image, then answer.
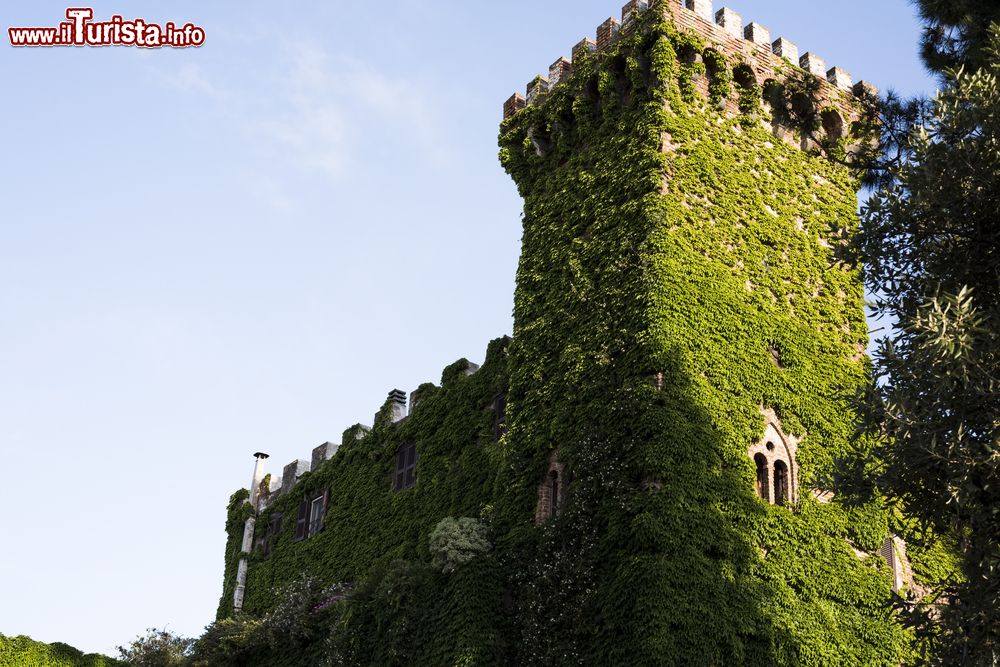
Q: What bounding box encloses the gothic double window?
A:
[749,415,798,506]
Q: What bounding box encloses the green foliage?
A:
[215,337,512,663]
[0,633,117,667]
[496,7,911,666]
[856,32,1000,665]
[429,517,491,574]
[192,577,349,667]
[207,7,929,666]
[117,629,192,667]
[914,1,1000,75]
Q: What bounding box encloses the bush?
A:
[429,518,491,574]
[117,629,192,667]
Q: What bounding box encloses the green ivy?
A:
[216,339,513,664]
[212,6,934,666]
[495,8,913,666]
[0,634,117,667]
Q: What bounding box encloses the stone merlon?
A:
[502,0,863,120]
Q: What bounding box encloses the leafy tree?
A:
[857,29,1000,666]
[914,0,1000,75]
[116,628,193,667]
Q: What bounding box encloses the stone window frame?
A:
[535,451,566,523]
[880,536,914,593]
[748,409,799,506]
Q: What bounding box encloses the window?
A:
[294,490,328,541]
[309,497,325,536]
[394,442,417,491]
[257,512,283,557]
[774,461,789,506]
[493,393,508,440]
[748,416,799,507]
[548,471,561,519]
[754,454,769,502]
[535,453,566,523]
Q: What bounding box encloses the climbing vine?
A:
[495,7,917,666]
[0,634,116,667]
[210,6,942,666]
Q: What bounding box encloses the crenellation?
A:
[280,459,310,495]
[827,66,853,90]
[572,37,597,62]
[853,80,878,97]
[771,37,799,64]
[504,1,866,121]
[238,342,503,520]
[311,441,339,472]
[526,76,549,105]
[549,57,573,88]
[800,52,827,77]
[743,22,770,47]
[503,93,525,120]
[596,17,621,50]
[685,0,714,22]
[622,0,649,29]
[715,7,742,37]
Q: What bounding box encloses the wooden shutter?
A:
[294,499,309,542]
[407,443,417,488]
[394,448,405,490]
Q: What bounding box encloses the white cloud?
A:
[158,37,449,186]
[166,62,227,101]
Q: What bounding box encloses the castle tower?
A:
[498,1,908,663]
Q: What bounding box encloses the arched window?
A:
[821,109,846,140]
[754,454,769,502]
[774,460,789,506]
[749,413,799,507]
[535,452,566,524]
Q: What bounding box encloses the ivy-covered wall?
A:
[0,634,117,667]
[214,4,932,665]
[494,5,912,666]
[216,339,512,662]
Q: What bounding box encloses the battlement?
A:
[250,350,493,510]
[503,0,876,120]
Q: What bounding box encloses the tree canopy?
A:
[857,24,1000,666]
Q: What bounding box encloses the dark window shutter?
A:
[294,499,309,542]
[394,448,405,490]
[493,393,508,440]
[407,443,417,488]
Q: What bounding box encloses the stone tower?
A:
[497,1,911,663]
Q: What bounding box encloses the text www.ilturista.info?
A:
[9,8,205,48]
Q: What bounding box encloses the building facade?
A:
[218,2,925,664]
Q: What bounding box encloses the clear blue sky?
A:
[0,0,933,656]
